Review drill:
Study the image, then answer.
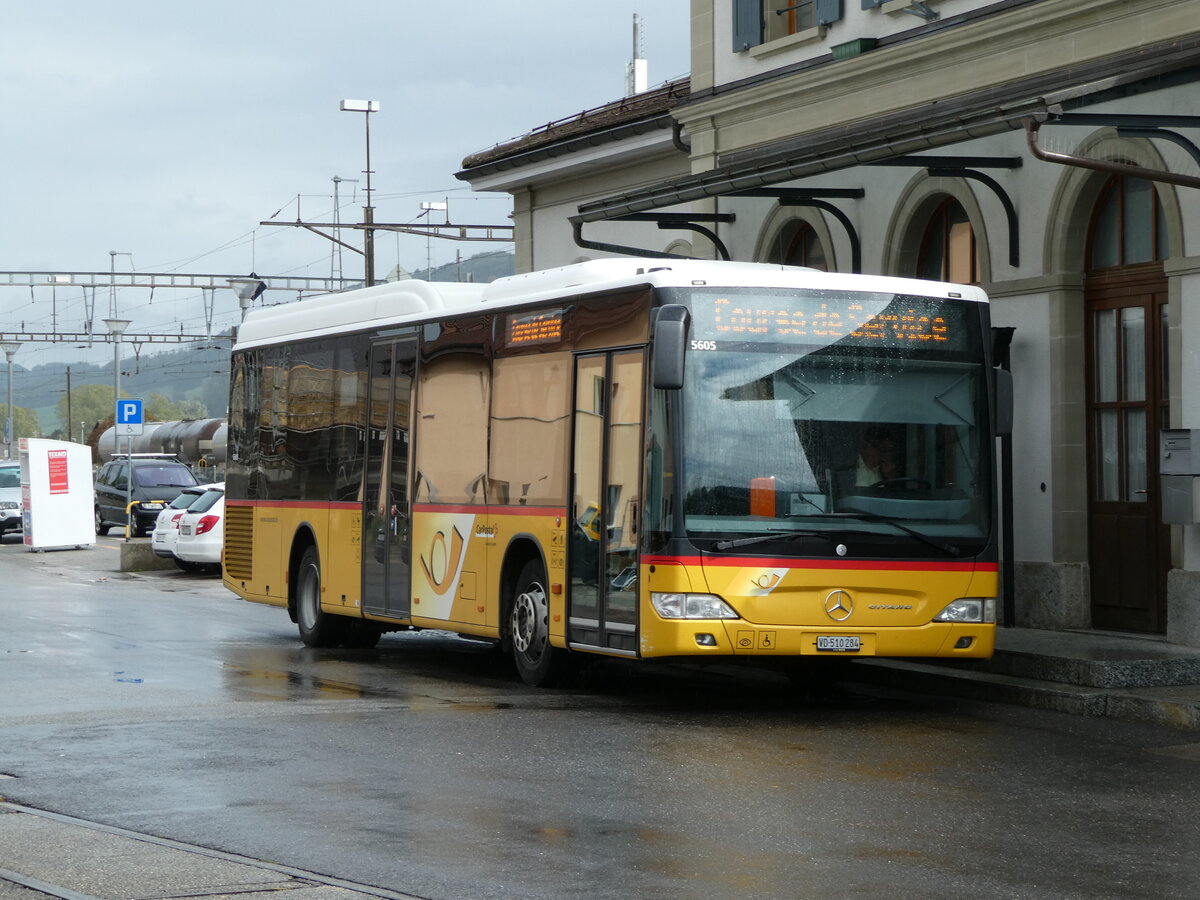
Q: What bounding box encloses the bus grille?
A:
[224,505,254,580]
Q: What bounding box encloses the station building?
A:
[458,0,1200,646]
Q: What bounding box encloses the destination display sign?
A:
[690,291,968,350]
[505,308,564,347]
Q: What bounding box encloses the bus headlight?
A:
[651,592,739,620]
[933,598,996,624]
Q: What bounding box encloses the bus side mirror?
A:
[993,367,1013,436]
[652,305,689,390]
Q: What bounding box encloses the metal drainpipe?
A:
[1024,118,1200,190]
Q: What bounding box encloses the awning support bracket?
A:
[572,212,736,261]
[571,219,707,261]
[869,157,1021,267]
[731,188,865,273]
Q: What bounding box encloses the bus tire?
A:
[509,559,566,687]
[295,545,345,648]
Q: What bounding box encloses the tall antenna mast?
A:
[625,13,647,97]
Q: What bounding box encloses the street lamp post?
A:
[227,278,267,322]
[103,318,132,540]
[0,341,20,460]
[340,99,379,287]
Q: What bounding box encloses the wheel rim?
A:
[511,580,548,659]
[297,562,319,631]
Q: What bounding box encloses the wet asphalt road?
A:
[2,533,1200,900]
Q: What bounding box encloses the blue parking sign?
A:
[116,399,144,436]
[117,399,143,425]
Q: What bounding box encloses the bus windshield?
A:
[669,286,992,557]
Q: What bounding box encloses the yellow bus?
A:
[224,258,1010,686]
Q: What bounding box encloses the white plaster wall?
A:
[993,293,1055,562]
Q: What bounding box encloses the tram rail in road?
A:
[0,801,422,900]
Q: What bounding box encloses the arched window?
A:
[917,199,978,284]
[1088,174,1166,271]
[766,221,827,271]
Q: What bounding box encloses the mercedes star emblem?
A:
[824,589,854,622]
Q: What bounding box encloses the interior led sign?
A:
[506,309,564,347]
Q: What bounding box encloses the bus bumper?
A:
[639,617,995,660]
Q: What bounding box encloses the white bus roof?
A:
[233,258,988,351]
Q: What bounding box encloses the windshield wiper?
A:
[796,510,961,556]
[712,530,835,552]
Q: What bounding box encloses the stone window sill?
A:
[749,25,827,59]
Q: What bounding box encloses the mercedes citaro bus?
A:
[223,258,1011,686]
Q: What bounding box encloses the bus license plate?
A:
[817,635,861,652]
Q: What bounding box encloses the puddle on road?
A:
[1148,743,1200,762]
[217,663,523,712]
[222,665,368,701]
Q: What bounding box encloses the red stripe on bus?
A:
[642,555,997,572]
[223,499,567,517]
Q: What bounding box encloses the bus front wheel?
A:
[509,560,566,687]
[295,546,344,648]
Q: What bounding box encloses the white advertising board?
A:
[19,438,96,550]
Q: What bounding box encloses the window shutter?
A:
[816,0,843,25]
[732,0,763,51]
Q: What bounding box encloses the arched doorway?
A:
[1084,173,1169,633]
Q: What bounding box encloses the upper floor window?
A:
[765,1,816,41]
[917,198,979,284]
[1088,174,1167,271]
[733,0,843,51]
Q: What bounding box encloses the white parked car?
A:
[0,460,22,538]
[173,485,225,574]
[151,484,220,570]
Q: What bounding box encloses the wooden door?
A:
[1085,265,1169,632]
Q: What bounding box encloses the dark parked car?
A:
[94,454,198,537]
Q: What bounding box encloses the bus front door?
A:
[569,350,644,655]
[363,337,416,621]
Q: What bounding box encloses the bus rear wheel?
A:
[509,560,566,687]
[295,546,345,648]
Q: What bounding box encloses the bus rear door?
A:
[363,336,417,620]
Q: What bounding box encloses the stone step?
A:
[979,627,1200,688]
[849,658,1200,732]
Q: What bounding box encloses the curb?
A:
[848,658,1200,731]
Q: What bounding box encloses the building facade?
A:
[459,0,1200,646]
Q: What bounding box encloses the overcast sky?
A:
[1,2,691,369]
